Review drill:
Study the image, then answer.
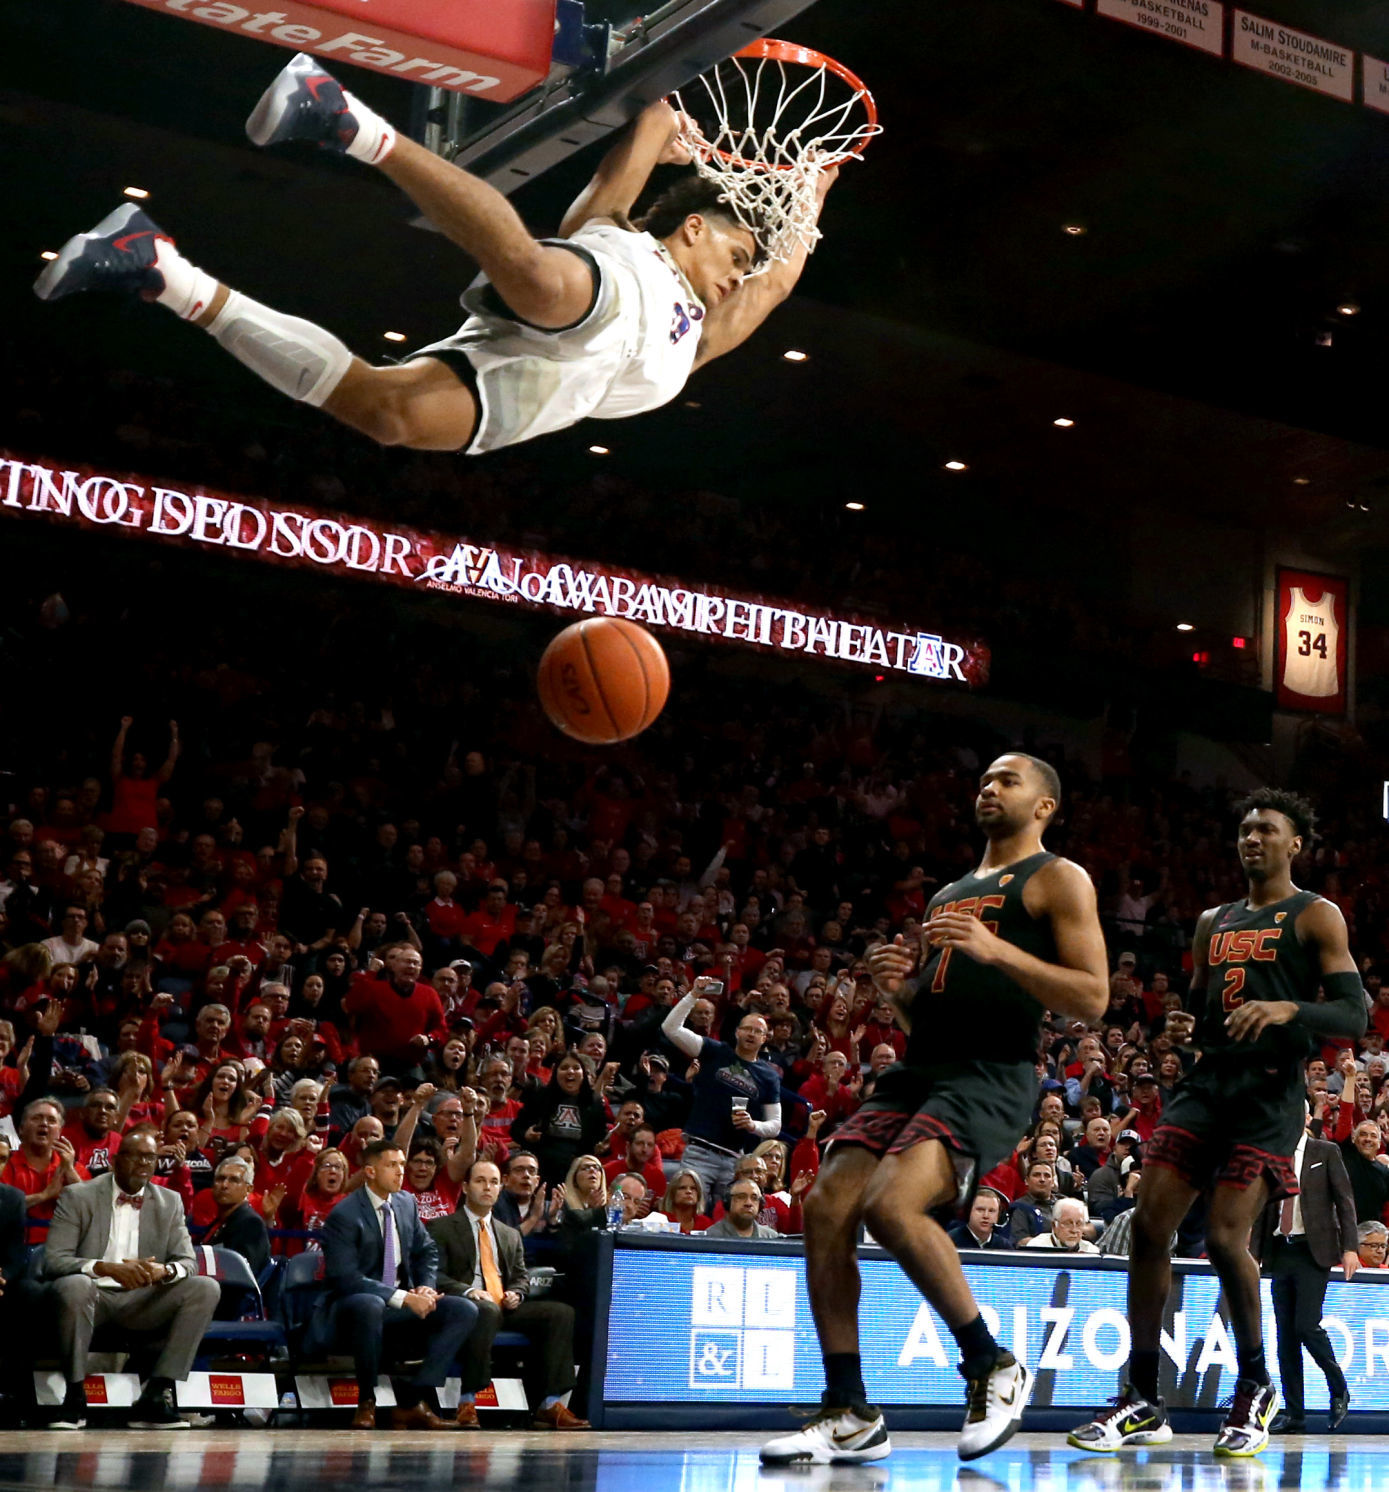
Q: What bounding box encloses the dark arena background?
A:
[6,0,1389,1489]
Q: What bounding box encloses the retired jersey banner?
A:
[0,452,988,687]
[1232,12,1354,101]
[1096,0,1224,58]
[1276,567,1349,715]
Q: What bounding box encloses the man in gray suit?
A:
[1254,1124,1359,1433]
[44,1129,219,1430]
[430,1158,587,1430]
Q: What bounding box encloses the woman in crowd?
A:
[192,1061,260,1161]
[254,1108,317,1223]
[403,1137,461,1222]
[293,1147,351,1242]
[110,1049,163,1130]
[557,1152,610,1244]
[427,1032,472,1093]
[659,1169,711,1235]
[511,1051,609,1186]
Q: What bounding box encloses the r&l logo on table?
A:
[688,1265,797,1392]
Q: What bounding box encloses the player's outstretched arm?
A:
[925,859,1109,1021]
[559,102,690,237]
[692,165,838,369]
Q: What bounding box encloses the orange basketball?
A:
[537,617,670,744]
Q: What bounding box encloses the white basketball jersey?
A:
[414,221,706,455]
[1282,585,1339,698]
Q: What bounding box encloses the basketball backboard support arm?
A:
[411,0,821,194]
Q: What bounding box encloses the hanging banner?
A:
[1364,55,1389,115]
[1275,567,1349,715]
[1231,12,1354,101]
[1096,0,1224,58]
[0,451,989,687]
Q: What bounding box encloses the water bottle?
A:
[607,1202,624,1232]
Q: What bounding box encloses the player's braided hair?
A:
[637,175,768,262]
[1235,787,1316,842]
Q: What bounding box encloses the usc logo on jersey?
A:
[927,894,1005,993]
[1209,928,1282,965]
[1210,926,1282,1010]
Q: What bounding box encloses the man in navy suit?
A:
[317,1138,477,1429]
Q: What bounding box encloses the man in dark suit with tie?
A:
[316,1137,477,1430]
[44,1129,221,1430]
[1254,1123,1358,1433]
[429,1158,587,1430]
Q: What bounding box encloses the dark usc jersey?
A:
[907,851,1059,1067]
[1195,889,1323,1062]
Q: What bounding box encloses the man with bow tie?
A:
[43,1129,220,1430]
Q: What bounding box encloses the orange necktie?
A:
[478,1220,505,1304]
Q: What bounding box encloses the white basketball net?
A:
[669,47,880,269]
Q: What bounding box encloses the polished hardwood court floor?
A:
[0,1432,1373,1492]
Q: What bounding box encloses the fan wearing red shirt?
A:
[3,1098,90,1240]
[254,1110,318,1218]
[61,1087,130,1176]
[798,1051,864,1131]
[602,1124,668,1200]
[342,945,447,1075]
[423,871,471,942]
[599,874,639,932]
[461,881,518,959]
[476,1055,523,1162]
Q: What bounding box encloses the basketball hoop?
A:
[669,38,880,269]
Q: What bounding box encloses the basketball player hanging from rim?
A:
[34,46,861,456]
[1068,788,1365,1461]
[760,754,1111,1467]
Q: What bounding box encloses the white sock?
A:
[205,290,354,407]
[341,90,397,166]
[151,240,221,323]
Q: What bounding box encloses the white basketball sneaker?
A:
[1214,1378,1280,1458]
[759,1401,891,1464]
[958,1351,1032,1461]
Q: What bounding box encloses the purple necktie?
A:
[380,1200,397,1287]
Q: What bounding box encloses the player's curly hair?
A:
[1235,787,1316,842]
[637,175,767,262]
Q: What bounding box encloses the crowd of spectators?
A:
[0,545,1388,1424]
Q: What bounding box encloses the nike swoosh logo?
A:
[831,1428,869,1445]
[113,231,156,252]
[1000,1388,1016,1406]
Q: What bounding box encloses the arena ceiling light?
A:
[1053,417,1075,427]
[123,186,150,200]
[39,251,58,261]
[1062,223,1086,236]
[382,331,407,343]
[944,460,967,471]
[589,445,610,455]
[1338,303,1361,316]
[845,501,864,510]
[1292,476,1310,485]
[1176,622,1194,632]
[782,349,808,362]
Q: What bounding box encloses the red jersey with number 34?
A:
[908,850,1059,1067]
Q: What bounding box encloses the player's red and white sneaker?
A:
[759,1401,891,1464]
[958,1351,1032,1461]
[246,52,363,153]
[1214,1378,1279,1457]
[33,204,171,303]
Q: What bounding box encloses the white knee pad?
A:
[208,290,353,407]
